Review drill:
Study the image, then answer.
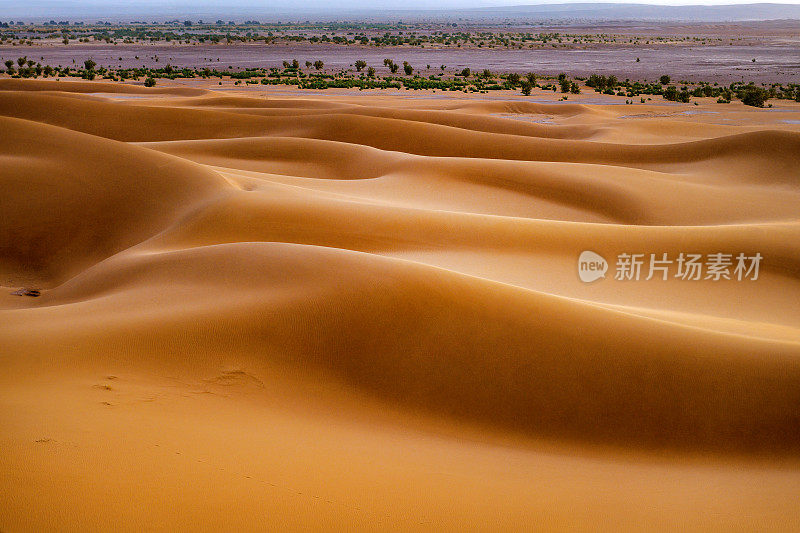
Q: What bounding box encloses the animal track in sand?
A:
[203,369,266,388]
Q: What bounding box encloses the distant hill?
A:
[461,3,800,21]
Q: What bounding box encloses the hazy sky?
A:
[2,0,799,19]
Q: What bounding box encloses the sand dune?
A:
[2,80,800,531]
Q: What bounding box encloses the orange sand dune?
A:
[1,80,800,531]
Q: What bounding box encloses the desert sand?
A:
[1,78,800,531]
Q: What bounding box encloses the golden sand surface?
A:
[1,78,799,531]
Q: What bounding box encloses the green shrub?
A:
[739,85,768,107]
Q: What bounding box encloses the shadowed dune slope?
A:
[0,116,226,285]
[2,80,800,531]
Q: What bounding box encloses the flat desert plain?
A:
[1,78,800,531]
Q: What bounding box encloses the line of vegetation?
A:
[0,20,739,49]
[1,55,797,107]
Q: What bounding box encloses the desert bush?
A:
[738,85,768,107]
[586,74,606,90]
[663,86,690,102]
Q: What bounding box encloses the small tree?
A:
[367,66,375,78]
[17,56,26,67]
[660,75,671,85]
[313,60,324,70]
[305,61,312,69]
[292,59,299,69]
[355,60,367,72]
[84,59,96,71]
[144,77,156,87]
[526,72,536,86]
[403,61,413,75]
[739,85,768,107]
[520,80,532,96]
[506,72,520,86]
[383,59,399,74]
